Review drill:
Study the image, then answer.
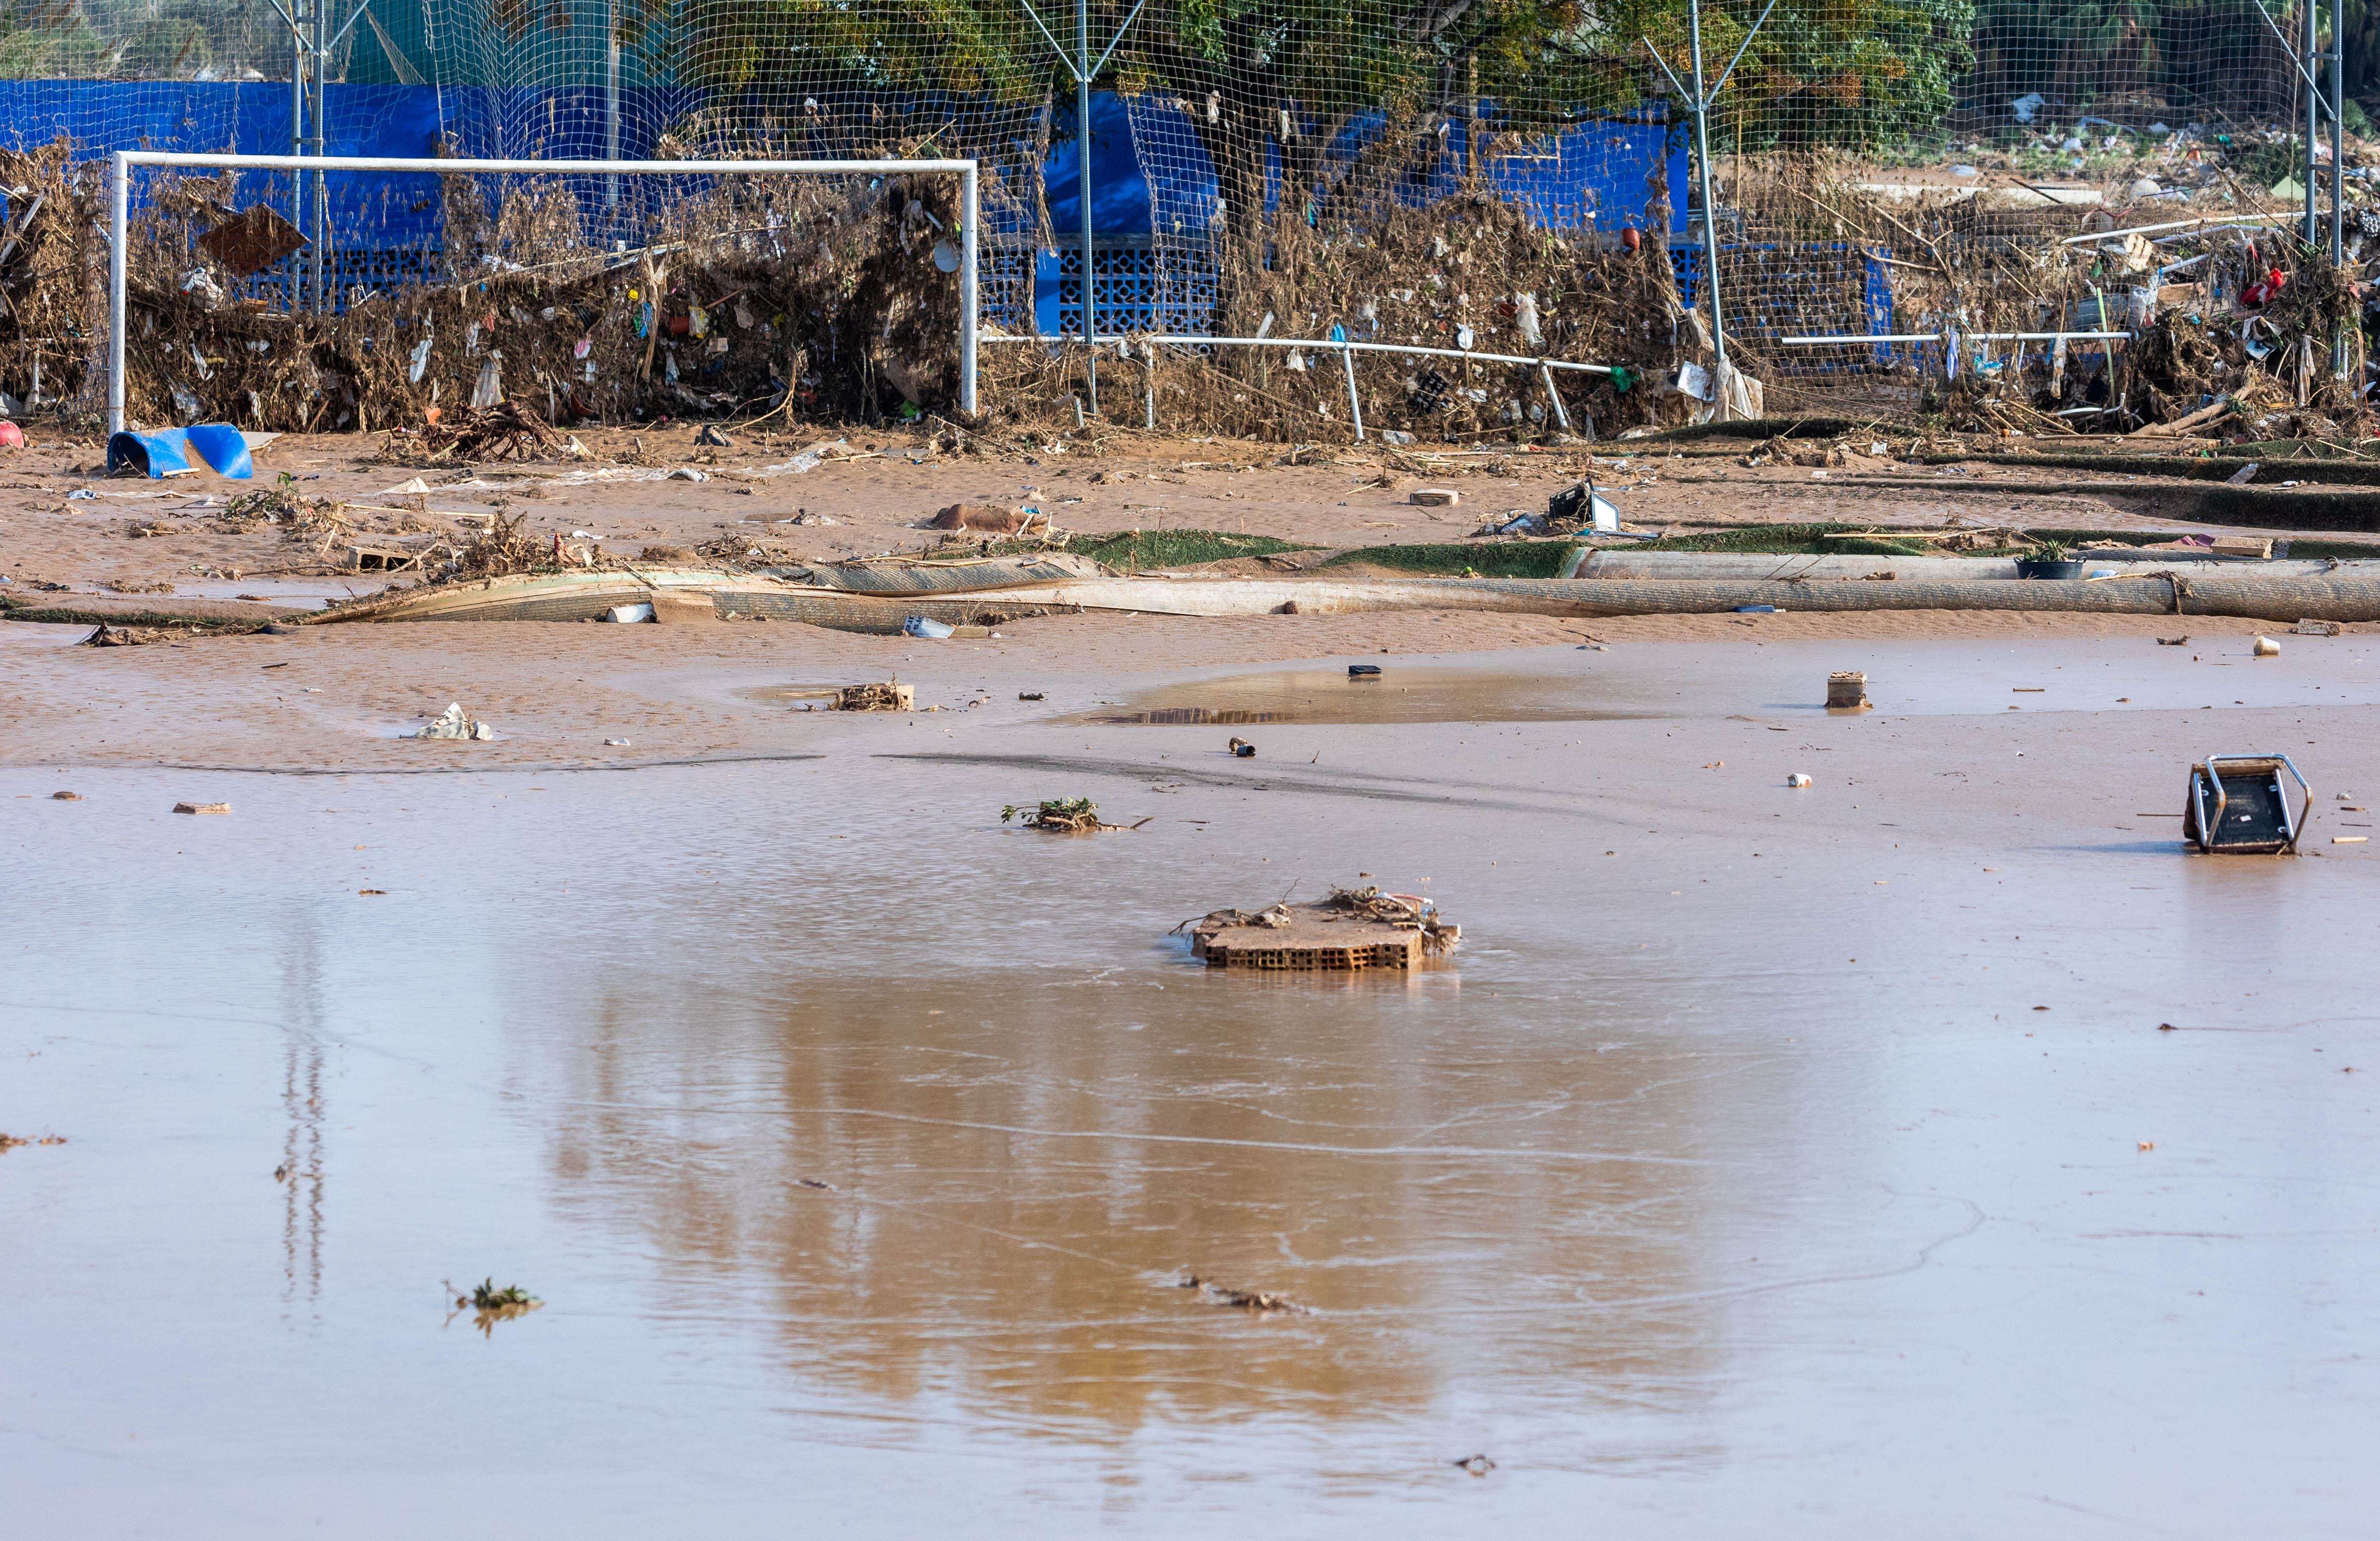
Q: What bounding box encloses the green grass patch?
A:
[1320,541,1579,576]
[1061,529,1311,570]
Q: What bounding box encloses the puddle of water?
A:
[1081,665,1651,725]
[740,682,855,703]
[3,741,2374,1534]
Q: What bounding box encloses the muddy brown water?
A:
[6,652,2379,1534]
[1078,665,1657,725]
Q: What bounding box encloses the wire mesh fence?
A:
[0,1,2365,439]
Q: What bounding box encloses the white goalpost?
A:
[105,150,980,435]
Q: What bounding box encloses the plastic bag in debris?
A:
[1689,362,1765,424]
[2012,92,2046,123]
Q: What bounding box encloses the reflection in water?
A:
[276,911,326,1320]
[1081,666,1652,726]
[549,968,1724,1445]
[14,740,2372,1532]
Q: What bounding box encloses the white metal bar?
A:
[114,151,978,175]
[2057,210,2298,245]
[105,152,981,435]
[1777,331,2130,344]
[1340,343,1364,440]
[986,333,1616,375]
[107,151,128,436]
[1540,363,1571,432]
[960,165,979,416]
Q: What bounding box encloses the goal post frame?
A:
[106,150,979,435]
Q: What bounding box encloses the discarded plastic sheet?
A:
[604,603,656,623]
[903,615,956,639]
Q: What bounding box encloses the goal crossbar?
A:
[105,151,980,434]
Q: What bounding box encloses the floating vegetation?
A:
[448,1277,544,1336]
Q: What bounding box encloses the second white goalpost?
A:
[105,150,980,435]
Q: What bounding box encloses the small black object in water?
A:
[1348,664,1382,678]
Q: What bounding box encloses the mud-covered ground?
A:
[3,421,2374,624]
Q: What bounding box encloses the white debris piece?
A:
[411,702,494,740]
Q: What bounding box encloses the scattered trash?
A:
[1453,1454,1497,1478]
[0,421,22,449]
[604,738,631,746]
[2252,634,2281,657]
[2185,754,2308,854]
[1348,663,1382,678]
[1546,479,1619,532]
[2157,635,2190,646]
[2137,1140,2156,1152]
[0,1133,68,1152]
[665,466,708,481]
[1176,1274,1310,1313]
[172,801,231,815]
[410,703,494,740]
[1826,671,1870,710]
[2226,462,2262,485]
[902,615,956,639]
[793,1177,838,1191]
[1787,773,1813,788]
[1230,737,1257,757]
[1001,797,1144,832]
[836,681,914,712]
[1735,604,1777,614]
[2335,836,2368,844]
[1409,488,1459,506]
[1018,691,1045,701]
[1185,886,1460,970]
[2294,619,2343,636]
[358,888,386,895]
[603,602,656,623]
[694,424,733,447]
[50,791,80,800]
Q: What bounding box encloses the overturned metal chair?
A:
[2184,754,2310,855]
